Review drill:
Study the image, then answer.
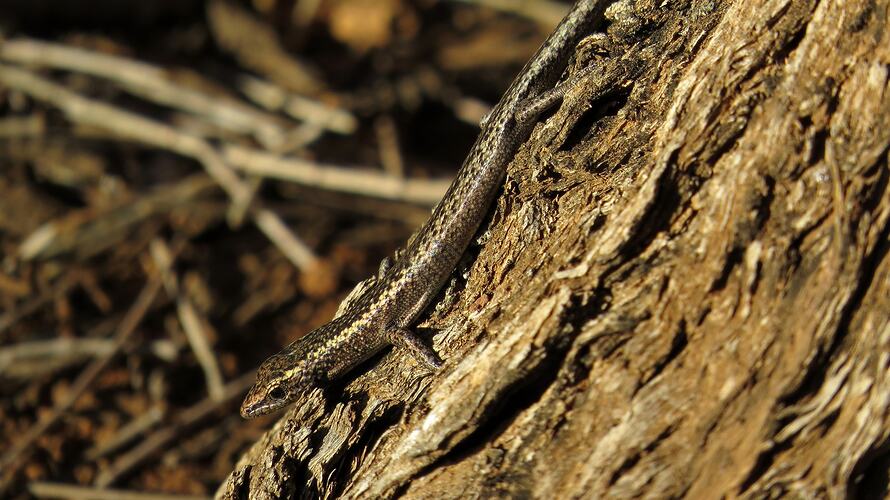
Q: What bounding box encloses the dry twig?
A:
[85,406,167,461]
[150,239,225,401]
[0,273,77,335]
[94,372,256,487]
[29,482,209,500]
[374,115,405,178]
[206,0,323,95]
[223,144,450,206]
[0,337,177,380]
[452,0,569,26]
[0,39,291,149]
[0,276,164,491]
[238,75,357,135]
[0,63,320,272]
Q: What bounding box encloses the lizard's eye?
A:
[268,386,286,401]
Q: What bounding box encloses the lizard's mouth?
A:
[240,387,284,419]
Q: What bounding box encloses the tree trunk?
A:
[218,0,890,498]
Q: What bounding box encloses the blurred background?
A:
[0,0,571,497]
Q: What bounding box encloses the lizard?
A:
[241,0,608,418]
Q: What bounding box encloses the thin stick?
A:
[375,115,405,178]
[0,38,293,148]
[206,0,322,94]
[452,0,569,26]
[0,63,319,271]
[0,64,248,203]
[29,482,209,500]
[160,417,236,464]
[18,175,217,262]
[0,337,177,379]
[0,274,77,335]
[268,123,326,155]
[94,372,256,487]
[85,406,166,460]
[223,144,450,206]
[252,209,319,267]
[225,174,262,228]
[0,276,163,489]
[238,74,357,135]
[150,240,225,401]
[291,0,323,27]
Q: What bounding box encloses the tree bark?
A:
[218,0,890,498]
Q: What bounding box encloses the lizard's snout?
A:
[240,385,267,419]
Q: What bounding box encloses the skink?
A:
[241,0,605,418]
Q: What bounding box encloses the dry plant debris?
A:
[0,0,561,497]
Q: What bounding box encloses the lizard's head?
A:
[240,353,314,418]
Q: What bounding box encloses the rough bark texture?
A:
[219,0,890,498]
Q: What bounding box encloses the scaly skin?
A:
[241,0,606,418]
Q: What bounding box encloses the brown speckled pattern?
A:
[241,0,604,418]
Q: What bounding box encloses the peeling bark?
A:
[219,0,890,498]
